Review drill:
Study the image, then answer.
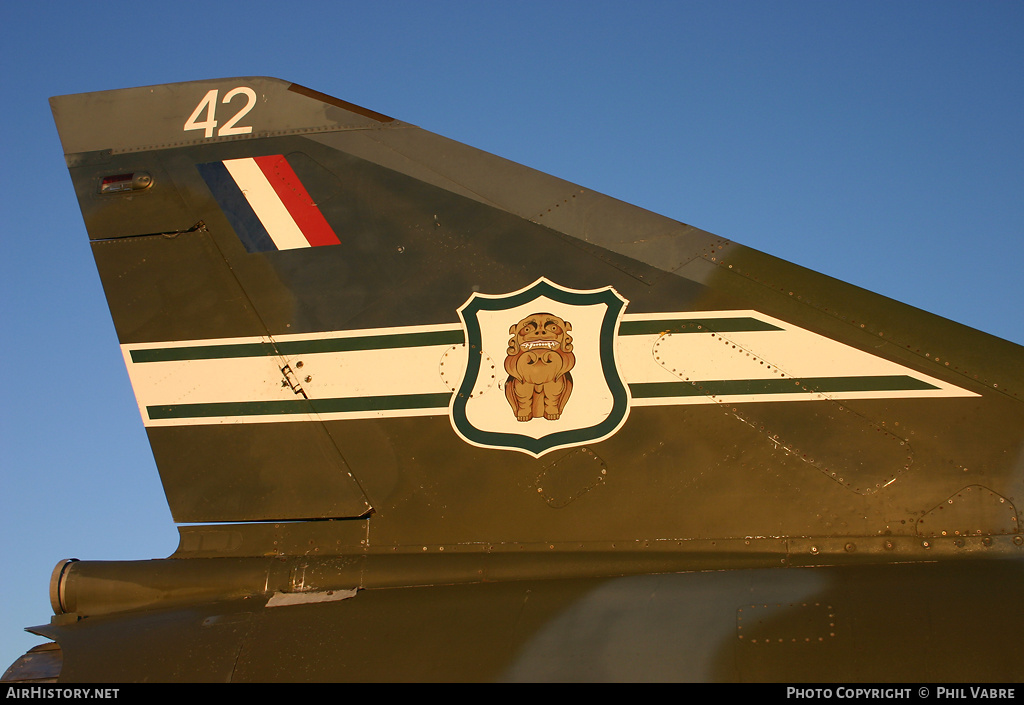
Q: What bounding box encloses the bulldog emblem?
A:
[451,278,629,457]
[504,313,576,421]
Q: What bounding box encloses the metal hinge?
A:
[280,364,308,398]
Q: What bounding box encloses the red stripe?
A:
[253,155,341,247]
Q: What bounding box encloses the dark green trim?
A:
[131,330,466,363]
[132,341,277,362]
[618,317,781,335]
[276,331,465,355]
[147,375,939,421]
[130,317,779,363]
[148,392,453,420]
[630,375,939,399]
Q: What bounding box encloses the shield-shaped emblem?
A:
[450,278,630,457]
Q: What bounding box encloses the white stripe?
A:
[121,313,979,426]
[223,158,309,250]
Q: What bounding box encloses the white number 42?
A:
[184,87,257,138]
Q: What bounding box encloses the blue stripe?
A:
[196,162,277,253]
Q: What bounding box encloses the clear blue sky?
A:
[2,1,1022,672]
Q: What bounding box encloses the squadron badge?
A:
[450,278,629,457]
[504,312,576,422]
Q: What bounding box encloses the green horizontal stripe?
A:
[618,317,781,335]
[131,341,277,362]
[630,375,938,399]
[276,331,465,355]
[148,375,939,421]
[131,318,780,363]
[147,392,453,420]
[131,330,466,363]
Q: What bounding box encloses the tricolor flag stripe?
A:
[253,155,340,247]
[222,158,310,250]
[198,155,340,253]
[195,161,276,252]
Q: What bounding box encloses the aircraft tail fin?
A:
[51,78,1023,559]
